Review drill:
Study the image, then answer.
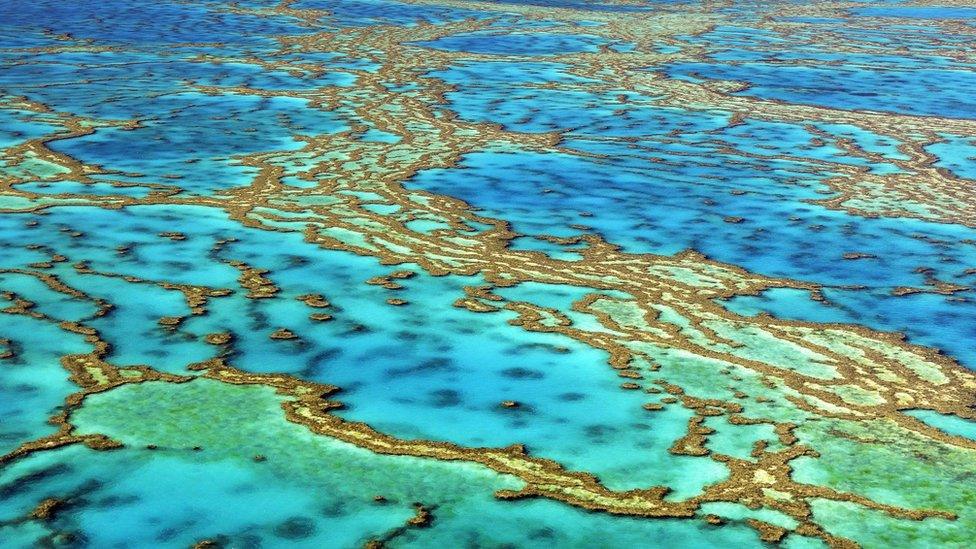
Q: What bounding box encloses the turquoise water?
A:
[905,410,976,441]
[2,0,976,547]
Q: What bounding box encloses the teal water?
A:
[904,410,976,441]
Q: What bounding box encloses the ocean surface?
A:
[1,0,976,547]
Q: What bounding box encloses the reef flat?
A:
[1,0,976,547]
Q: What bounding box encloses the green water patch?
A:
[791,418,976,545]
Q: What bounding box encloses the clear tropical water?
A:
[1,0,975,547]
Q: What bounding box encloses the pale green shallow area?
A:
[792,419,976,546]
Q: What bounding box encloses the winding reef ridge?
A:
[2,0,976,547]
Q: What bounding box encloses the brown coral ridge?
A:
[297,293,331,308]
[30,498,65,521]
[0,348,191,466]
[228,260,279,299]
[363,502,436,548]
[196,358,698,519]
